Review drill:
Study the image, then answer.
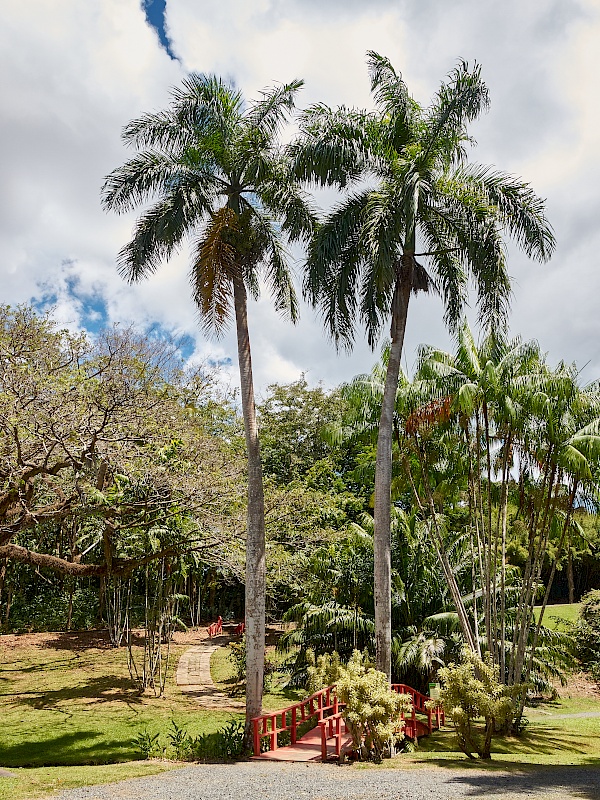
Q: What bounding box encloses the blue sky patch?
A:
[141,0,179,61]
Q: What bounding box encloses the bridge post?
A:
[252,718,260,756]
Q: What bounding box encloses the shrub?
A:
[228,636,246,682]
[337,650,411,761]
[167,720,194,760]
[576,590,600,683]
[436,648,520,760]
[304,649,411,761]
[305,649,344,694]
[134,719,246,762]
[193,719,245,761]
[7,587,98,632]
[133,728,162,759]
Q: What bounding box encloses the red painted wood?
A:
[251,685,340,756]
[252,682,444,761]
[207,616,223,638]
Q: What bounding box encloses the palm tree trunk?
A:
[567,545,575,605]
[233,275,266,743]
[374,274,411,679]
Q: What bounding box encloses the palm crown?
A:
[293,52,555,346]
[102,74,315,333]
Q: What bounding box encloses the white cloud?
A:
[1,0,599,394]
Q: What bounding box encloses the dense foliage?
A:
[436,648,521,759]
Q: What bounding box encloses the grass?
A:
[210,642,303,710]
[0,631,239,770]
[0,761,182,800]
[533,603,581,630]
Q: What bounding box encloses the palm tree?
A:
[416,328,600,715]
[417,321,543,671]
[102,73,314,735]
[293,52,555,678]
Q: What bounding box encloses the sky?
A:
[1,0,599,394]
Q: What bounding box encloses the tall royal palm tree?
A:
[102,74,314,735]
[293,53,555,678]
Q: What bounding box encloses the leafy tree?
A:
[293,53,555,678]
[258,377,346,485]
[102,74,315,732]
[0,306,238,582]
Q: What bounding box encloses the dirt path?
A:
[175,629,244,712]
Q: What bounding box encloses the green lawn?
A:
[533,603,581,630]
[0,630,244,799]
[0,631,239,769]
[0,762,182,800]
[2,630,599,800]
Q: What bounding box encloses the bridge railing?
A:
[391,683,445,733]
[251,685,339,756]
[253,683,443,758]
[318,711,348,761]
[207,616,223,638]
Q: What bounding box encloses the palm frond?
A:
[422,60,489,165]
[366,50,418,151]
[291,105,378,187]
[245,79,304,138]
[116,189,203,282]
[101,151,219,214]
[459,164,556,262]
[191,206,238,336]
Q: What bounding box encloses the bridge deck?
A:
[252,724,354,762]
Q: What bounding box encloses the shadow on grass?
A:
[419,725,600,759]
[264,686,305,703]
[42,631,148,652]
[445,764,600,799]
[9,675,143,708]
[0,729,136,768]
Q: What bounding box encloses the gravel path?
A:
[53,761,600,800]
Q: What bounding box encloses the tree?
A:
[417,321,544,670]
[102,74,315,735]
[411,324,600,720]
[0,305,244,604]
[293,52,555,677]
[257,377,345,484]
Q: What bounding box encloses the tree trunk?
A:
[233,275,266,743]
[373,273,411,679]
[567,547,575,605]
[0,559,6,613]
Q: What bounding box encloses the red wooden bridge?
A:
[251,683,444,762]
